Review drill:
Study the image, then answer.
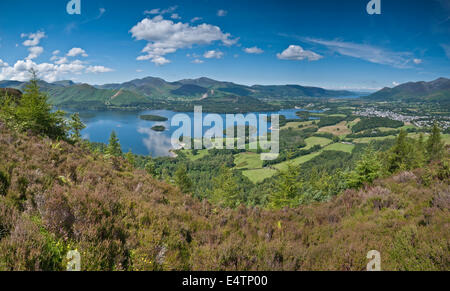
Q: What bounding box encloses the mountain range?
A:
[0,77,355,112]
[1,76,449,111]
[365,77,450,105]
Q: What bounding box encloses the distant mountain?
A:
[0,76,356,111]
[171,84,208,96]
[97,76,354,99]
[366,78,450,104]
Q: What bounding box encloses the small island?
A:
[151,125,166,132]
[140,114,169,122]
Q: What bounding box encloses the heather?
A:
[0,79,448,271]
[0,124,448,270]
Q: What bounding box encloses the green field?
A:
[304,137,332,149]
[182,149,209,161]
[323,142,355,153]
[274,150,323,171]
[234,152,263,169]
[353,135,397,143]
[242,168,278,184]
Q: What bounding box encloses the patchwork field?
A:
[274,150,323,171]
[304,136,333,149]
[281,120,315,130]
[242,168,278,184]
[318,121,351,136]
[234,152,263,169]
[348,118,361,128]
[353,135,397,143]
[182,149,209,161]
[323,142,355,153]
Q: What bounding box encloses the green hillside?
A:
[366,78,450,105]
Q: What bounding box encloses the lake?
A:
[76,108,318,157]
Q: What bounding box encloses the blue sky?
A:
[0,0,449,90]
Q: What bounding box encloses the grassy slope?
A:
[323,143,355,153]
[0,125,448,271]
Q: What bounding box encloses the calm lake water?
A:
[75,108,319,157]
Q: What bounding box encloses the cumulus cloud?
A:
[1,31,112,82]
[217,9,227,17]
[192,59,204,64]
[85,65,114,73]
[26,46,44,60]
[244,46,264,54]
[67,48,88,57]
[203,50,224,59]
[130,16,237,65]
[413,58,423,64]
[0,59,83,82]
[0,59,8,67]
[0,58,113,82]
[1,54,112,83]
[171,13,181,20]
[277,45,322,61]
[21,31,46,47]
[305,38,420,68]
[54,57,69,65]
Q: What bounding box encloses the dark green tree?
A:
[106,131,122,157]
[211,166,242,208]
[144,159,157,177]
[387,130,417,173]
[15,70,66,139]
[347,147,382,189]
[125,149,135,166]
[174,165,192,193]
[269,163,302,209]
[68,113,85,143]
[426,122,444,161]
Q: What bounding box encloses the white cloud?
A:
[85,65,114,73]
[244,46,264,54]
[203,50,224,59]
[413,58,423,64]
[0,59,83,82]
[392,81,400,86]
[277,45,322,61]
[144,6,178,15]
[130,16,237,65]
[171,13,181,20]
[52,50,60,55]
[192,59,204,64]
[54,57,69,65]
[0,59,8,67]
[21,31,46,47]
[217,9,227,17]
[305,38,418,68]
[67,48,88,57]
[1,54,112,83]
[26,46,44,60]
[191,17,202,23]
